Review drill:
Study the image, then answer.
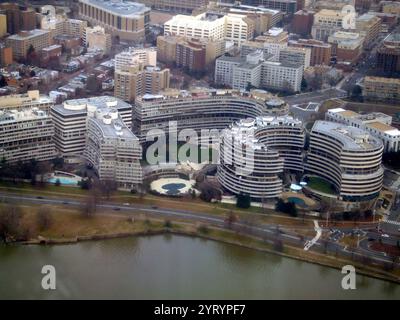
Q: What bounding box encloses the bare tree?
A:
[0,204,23,242]
[36,206,53,231]
[80,191,99,218]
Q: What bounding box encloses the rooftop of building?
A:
[0,90,52,106]
[315,9,351,17]
[365,121,400,135]
[312,120,382,150]
[79,0,150,17]
[226,115,303,151]
[137,88,281,104]
[0,108,48,124]
[384,32,400,43]
[7,29,50,41]
[52,96,131,116]
[90,113,136,139]
[356,13,379,22]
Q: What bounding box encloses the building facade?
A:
[78,0,151,42]
[217,115,305,199]
[306,121,384,202]
[326,107,400,153]
[85,108,142,189]
[6,29,52,61]
[50,96,132,157]
[289,39,332,66]
[114,65,170,102]
[0,108,56,163]
[133,89,288,142]
[362,76,400,104]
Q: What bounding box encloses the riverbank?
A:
[8,205,399,285]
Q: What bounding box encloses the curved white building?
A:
[217,116,305,199]
[306,121,384,202]
[133,89,289,142]
[85,107,142,189]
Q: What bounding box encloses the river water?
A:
[0,235,399,299]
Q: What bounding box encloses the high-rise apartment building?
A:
[85,108,142,189]
[279,46,311,70]
[356,13,381,49]
[114,47,157,71]
[114,65,170,102]
[217,116,305,199]
[306,121,384,202]
[377,33,400,74]
[0,108,56,164]
[50,96,132,157]
[328,31,364,65]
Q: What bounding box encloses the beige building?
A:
[114,64,170,102]
[0,90,53,112]
[5,29,52,61]
[157,35,225,69]
[363,76,400,103]
[41,14,88,39]
[356,13,381,49]
[164,12,254,47]
[381,1,400,15]
[0,14,6,38]
[78,0,150,42]
[311,9,356,41]
[115,47,157,71]
[84,26,112,54]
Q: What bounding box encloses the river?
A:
[0,235,399,299]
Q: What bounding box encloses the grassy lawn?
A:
[307,177,337,195]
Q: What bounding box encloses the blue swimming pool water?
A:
[48,177,79,186]
[161,183,186,195]
[287,197,306,207]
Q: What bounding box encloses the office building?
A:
[114,47,157,71]
[84,26,112,54]
[241,0,298,14]
[78,0,151,42]
[164,12,254,47]
[0,90,53,112]
[291,10,314,37]
[279,46,311,70]
[377,33,400,74]
[139,0,208,14]
[289,38,332,66]
[355,13,381,49]
[326,108,400,153]
[311,9,356,41]
[0,108,56,164]
[306,121,384,201]
[328,31,364,65]
[261,61,303,92]
[362,76,400,104]
[5,29,52,61]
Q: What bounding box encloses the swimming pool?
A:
[161,183,187,195]
[48,177,79,186]
[287,197,306,207]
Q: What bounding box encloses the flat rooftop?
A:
[367,121,400,136]
[80,0,149,17]
[7,29,50,41]
[312,121,382,150]
[0,108,48,124]
[52,96,131,116]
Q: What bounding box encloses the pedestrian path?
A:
[304,220,321,251]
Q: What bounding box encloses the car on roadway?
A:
[113,207,121,211]
[151,205,158,209]
[123,203,130,206]
[381,234,389,238]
